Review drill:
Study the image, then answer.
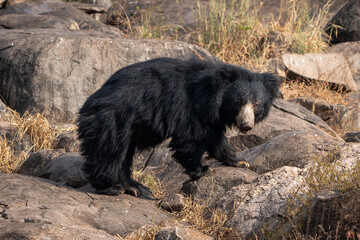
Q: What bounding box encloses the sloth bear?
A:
[78,58,280,196]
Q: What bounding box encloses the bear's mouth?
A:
[236,103,254,134]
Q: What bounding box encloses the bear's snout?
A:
[236,102,254,134]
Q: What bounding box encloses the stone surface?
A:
[155,226,213,240]
[344,132,360,143]
[18,149,64,176]
[327,0,360,44]
[236,131,340,174]
[217,166,304,237]
[55,130,81,152]
[182,167,259,206]
[0,100,10,121]
[0,28,217,123]
[38,152,87,188]
[282,53,358,91]
[249,99,341,140]
[328,41,360,86]
[160,193,186,212]
[0,173,170,239]
[0,0,121,35]
[291,97,349,133]
[305,190,360,239]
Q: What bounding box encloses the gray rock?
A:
[182,167,259,206]
[0,100,10,121]
[0,28,217,123]
[38,152,87,188]
[282,53,358,91]
[250,99,341,141]
[328,41,360,87]
[0,0,121,35]
[344,132,360,142]
[291,97,349,134]
[55,130,81,152]
[326,0,360,44]
[0,173,170,239]
[18,149,65,176]
[236,130,339,174]
[305,190,360,239]
[160,193,186,212]
[217,166,304,237]
[155,226,213,240]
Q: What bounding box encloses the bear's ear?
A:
[262,73,282,97]
[217,65,238,83]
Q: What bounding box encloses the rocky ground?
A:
[0,0,360,239]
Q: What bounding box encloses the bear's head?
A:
[218,66,281,134]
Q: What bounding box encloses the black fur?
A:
[77,58,281,196]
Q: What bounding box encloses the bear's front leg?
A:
[209,134,250,168]
[170,140,209,180]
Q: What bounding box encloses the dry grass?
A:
[281,80,348,105]
[133,171,166,200]
[0,107,61,173]
[262,150,360,239]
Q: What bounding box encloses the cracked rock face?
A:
[0,173,170,239]
[0,28,217,123]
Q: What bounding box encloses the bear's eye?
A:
[253,101,260,109]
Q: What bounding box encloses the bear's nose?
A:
[240,123,253,134]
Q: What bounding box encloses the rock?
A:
[291,97,348,133]
[55,131,81,152]
[68,2,108,21]
[236,131,339,174]
[328,41,360,86]
[217,166,304,237]
[38,152,87,188]
[0,14,80,30]
[250,99,341,140]
[154,226,213,240]
[305,190,360,239]
[266,58,286,78]
[0,173,170,239]
[0,100,10,121]
[282,53,358,91]
[182,167,259,206]
[18,149,64,176]
[326,0,360,44]
[344,132,360,142]
[0,0,121,35]
[0,28,217,123]
[160,193,186,212]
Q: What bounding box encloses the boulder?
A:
[54,130,81,152]
[37,152,88,188]
[344,132,360,143]
[236,130,339,174]
[18,149,64,176]
[282,53,358,91]
[291,97,349,133]
[305,190,360,239]
[0,173,170,239]
[0,28,217,123]
[328,41,360,86]
[0,0,121,35]
[326,0,360,44]
[217,166,304,237]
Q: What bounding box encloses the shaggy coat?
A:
[77,58,280,196]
